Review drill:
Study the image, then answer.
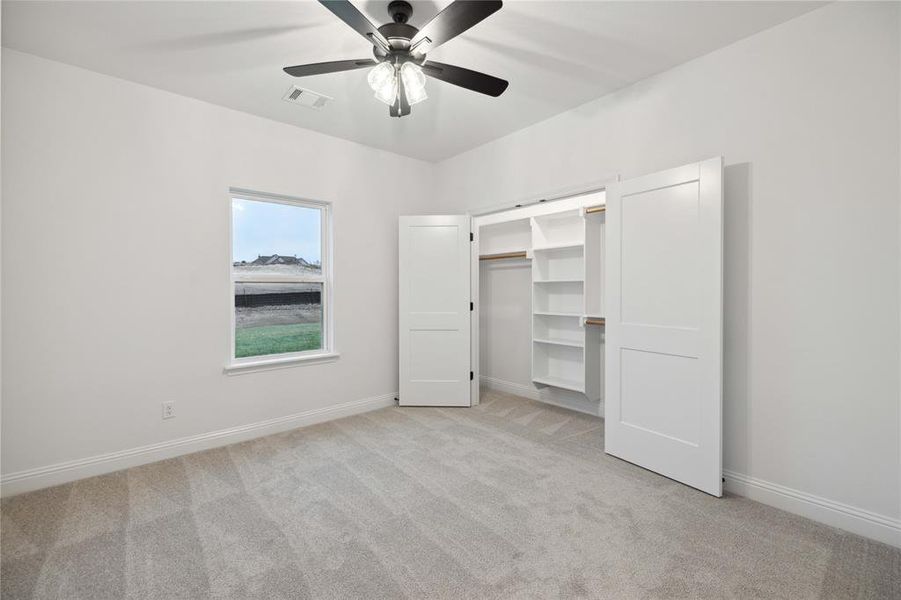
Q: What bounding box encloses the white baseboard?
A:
[724,470,901,548]
[0,393,396,497]
[480,375,540,400]
[480,375,603,417]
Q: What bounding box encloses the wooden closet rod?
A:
[479,251,529,261]
[585,205,606,214]
[584,318,606,326]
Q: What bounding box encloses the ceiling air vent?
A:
[282,85,332,110]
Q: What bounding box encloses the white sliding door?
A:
[605,158,723,496]
[399,215,472,407]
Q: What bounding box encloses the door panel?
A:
[620,349,701,445]
[621,181,700,328]
[605,157,723,496]
[399,215,471,407]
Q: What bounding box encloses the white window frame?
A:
[225,188,337,374]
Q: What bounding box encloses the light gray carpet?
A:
[2,390,899,599]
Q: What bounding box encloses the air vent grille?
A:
[282,85,332,110]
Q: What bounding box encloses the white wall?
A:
[0,50,434,485]
[439,1,901,539]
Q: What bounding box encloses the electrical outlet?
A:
[162,401,175,420]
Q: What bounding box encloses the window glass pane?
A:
[234,282,323,358]
[232,198,322,277]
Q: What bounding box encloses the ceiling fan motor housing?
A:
[376,22,419,53]
[375,1,420,57]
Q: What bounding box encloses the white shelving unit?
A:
[531,210,588,394]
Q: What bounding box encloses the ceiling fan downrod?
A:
[387,1,413,24]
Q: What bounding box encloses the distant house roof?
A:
[248,254,318,267]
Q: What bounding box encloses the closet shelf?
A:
[532,376,585,393]
[479,250,529,261]
[533,311,582,318]
[531,242,584,252]
[533,278,584,284]
[533,338,584,348]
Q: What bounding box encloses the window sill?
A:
[224,352,340,376]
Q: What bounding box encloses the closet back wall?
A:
[1,50,435,487]
[439,2,901,529]
[479,260,532,389]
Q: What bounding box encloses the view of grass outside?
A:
[233,197,325,359]
[235,322,321,358]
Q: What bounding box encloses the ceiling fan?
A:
[283,0,508,117]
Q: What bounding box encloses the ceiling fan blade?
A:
[283,58,377,78]
[422,61,508,97]
[411,1,502,53]
[319,0,390,52]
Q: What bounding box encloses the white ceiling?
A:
[2,1,824,162]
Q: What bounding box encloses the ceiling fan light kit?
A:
[367,59,427,107]
[368,61,398,105]
[284,0,508,118]
[400,62,428,105]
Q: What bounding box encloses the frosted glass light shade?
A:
[401,62,427,105]
[368,62,397,105]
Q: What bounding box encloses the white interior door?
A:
[399,215,472,407]
[605,158,723,496]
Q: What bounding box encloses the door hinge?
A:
[470,301,474,311]
[470,371,474,381]
[470,232,474,242]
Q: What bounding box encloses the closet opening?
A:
[472,191,607,416]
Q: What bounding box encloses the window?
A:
[229,190,334,368]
